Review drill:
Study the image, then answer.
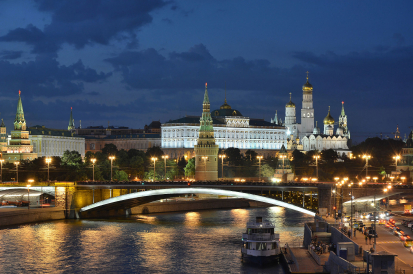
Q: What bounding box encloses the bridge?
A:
[3,181,411,219]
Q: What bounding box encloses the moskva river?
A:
[0,206,313,273]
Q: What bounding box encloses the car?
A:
[400,234,411,241]
[404,239,413,247]
[394,228,403,236]
[378,219,386,225]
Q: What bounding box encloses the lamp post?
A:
[257,156,263,182]
[0,159,4,182]
[151,157,157,181]
[362,155,371,178]
[279,155,286,174]
[26,184,31,210]
[91,158,96,181]
[14,161,20,182]
[349,182,354,238]
[393,155,400,171]
[313,155,320,180]
[219,154,226,179]
[161,155,168,179]
[45,157,52,182]
[108,156,115,181]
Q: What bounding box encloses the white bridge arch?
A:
[80,188,315,216]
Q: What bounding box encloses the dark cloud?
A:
[0,55,110,97]
[0,50,23,60]
[0,0,170,53]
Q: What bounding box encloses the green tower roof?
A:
[68,107,74,130]
[14,90,26,130]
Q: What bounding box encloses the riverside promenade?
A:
[0,207,65,227]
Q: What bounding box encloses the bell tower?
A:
[194,83,219,181]
[300,72,315,138]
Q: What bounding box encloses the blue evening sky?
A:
[0,0,412,142]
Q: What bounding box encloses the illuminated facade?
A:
[4,91,37,162]
[194,83,219,181]
[84,134,161,153]
[162,90,287,158]
[398,130,413,178]
[0,120,7,152]
[28,126,85,158]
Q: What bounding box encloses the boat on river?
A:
[241,217,281,265]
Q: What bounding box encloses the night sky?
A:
[0,1,412,143]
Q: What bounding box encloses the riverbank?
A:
[0,198,271,227]
[0,207,65,227]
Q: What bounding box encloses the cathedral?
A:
[276,73,351,156]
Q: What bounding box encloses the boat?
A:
[241,217,281,265]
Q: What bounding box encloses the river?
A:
[0,206,313,273]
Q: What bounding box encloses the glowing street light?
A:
[393,155,400,170]
[257,156,263,182]
[45,157,52,182]
[109,156,115,181]
[151,157,157,181]
[91,158,96,181]
[161,155,169,179]
[219,154,226,179]
[313,155,320,180]
[373,177,378,183]
[26,184,31,210]
[14,161,20,182]
[0,159,4,182]
[362,155,371,178]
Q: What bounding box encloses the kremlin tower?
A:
[194,83,219,181]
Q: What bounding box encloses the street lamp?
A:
[26,184,31,210]
[279,155,287,175]
[45,157,52,182]
[349,182,354,238]
[108,156,115,181]
[14,161,20,182]
[161,155,169,180]
[313,155,320,180]
[219,154,226,179]
[257,156,263,182]
[0,159,3,182]
[393,155,400,170]
[373,177,378,183]
[151,157,157,181]
[362,155,371,178]
[91,158,96,181]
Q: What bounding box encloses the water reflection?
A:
[0,208,313,273]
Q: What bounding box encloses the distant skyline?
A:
[0,1,412,142]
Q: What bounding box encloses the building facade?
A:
[398,130,413,178]
[28,126,85,158]
[194,83,219,181]
[84,134,161,153]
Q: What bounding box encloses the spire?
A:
[274,110,278,125]
[0,119,5,128]
[224,81,227,104]
[203,82,209,104]
[306,71,309,81]
[341,101,345,116]
[68,107,75,130]
[14,90,26,130]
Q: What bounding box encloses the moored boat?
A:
[241,217,281,265]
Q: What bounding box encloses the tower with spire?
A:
[5,91,37,162]
[194,83,219,181]
[323,106,334,136]
[338,101,350,139]
[300,72,315,138]
[68,107,75,131]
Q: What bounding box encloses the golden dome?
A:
[302,72,313,94]
[323,107,335,125]
[285,92,295,107]
[220,99,232,109]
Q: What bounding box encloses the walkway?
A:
[288,247,324,273]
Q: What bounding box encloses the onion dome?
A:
[286,93,295,108]
[302,72,313,94]
[220,98,232,109]
[323,106,335,125]
[313,121,320,134]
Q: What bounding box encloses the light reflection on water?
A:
[0,206,313,273]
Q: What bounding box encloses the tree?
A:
[61,151,83,167]
[261,164,275,178]
[116,149,129,168]
[224,147,243,166]
[184,158,195,177]
[102,144,118,156]
[146,146,164,158]
[113,170,128,181]
[245,150,258,161]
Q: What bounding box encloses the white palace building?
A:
[161,74,351,159]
